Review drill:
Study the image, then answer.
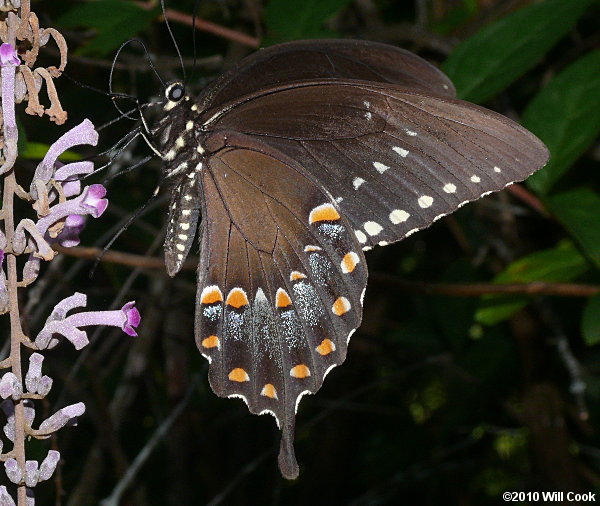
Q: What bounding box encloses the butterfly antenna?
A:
[160,0,186,84]
[89,185,162,278]
[102,154,154,184]
[96,106,140,132]
[190,0,202,83]
[109,38,165,118]
[80,128,143,181]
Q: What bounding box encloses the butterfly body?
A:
[146,39,549,479]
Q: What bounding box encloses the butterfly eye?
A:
[165,82,185,102]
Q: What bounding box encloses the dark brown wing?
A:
[197,39,456,113]
[195,135,367,478]
[203,82,549,250]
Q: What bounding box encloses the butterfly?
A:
[142,39,549,479]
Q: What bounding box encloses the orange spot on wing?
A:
[332,297,351,316]
[200,285,223,304]
[261,383,278,399]
[341,252,360,273]
[309,203,340,224]
[226,288,248,308]
[276,288,292,308]
[290,271,307,281]
[316,338,336,356]
[202,335,220,349]
[290,364,311,378]
[229,368,249,382]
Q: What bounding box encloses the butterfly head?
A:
[163,81,186,110]
[143,80,204,175]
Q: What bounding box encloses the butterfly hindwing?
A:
[195,138,367,478]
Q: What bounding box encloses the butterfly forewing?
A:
[198,39,456,115]
[195,140,367,478]
[206,82,549,249]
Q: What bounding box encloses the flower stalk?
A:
[0,2,141,504]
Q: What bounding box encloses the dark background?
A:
[6,0,600,504]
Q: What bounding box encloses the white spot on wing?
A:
[373,161,390,173]
[393,146,409,157]
[353,177,365,189]
[418,195,434,208]
[355,230,367,244]
[443,183,457,193]
[494,166,502,173]
[470,175,481,183]
[389,209,409,224]
[364,221,383,236]
[405,129,418,136]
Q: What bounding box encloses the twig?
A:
[371,273,599,297]
[135,1,260,48]
[52,245,599,297]
[507,183,549,217]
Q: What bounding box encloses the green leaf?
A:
[582,295,600,346]
[57,1,158,56]
[264,0,353,44]
[524,50,600,194]
[442,0,594,103]
[21,142,82,162]
[476,241,589,325]
[545,188,600,268]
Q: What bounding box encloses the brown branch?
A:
[370,273,598,297]
[54,246,597,297]
[135,1,260,48]
[52,244,195,271]
[506,183,549,217]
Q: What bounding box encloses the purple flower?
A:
[35,294,141,350]
[56,215,86,248]
[39,451,60,482]
[30,119,98,197]
[4,459,21,485]
[0,43,20,66]
[25,353,53,396]
[82,184,108,217]
[38,402,85,433]
[121,302,141,336]
[0,373,21,400]
[0,44,19,175]
[53,160,94,200]
[0,485,16,506]
[35,184,109,240]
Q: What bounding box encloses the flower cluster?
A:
[0,3,141,503]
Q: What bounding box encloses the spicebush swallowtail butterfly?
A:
[142,39,548,479]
